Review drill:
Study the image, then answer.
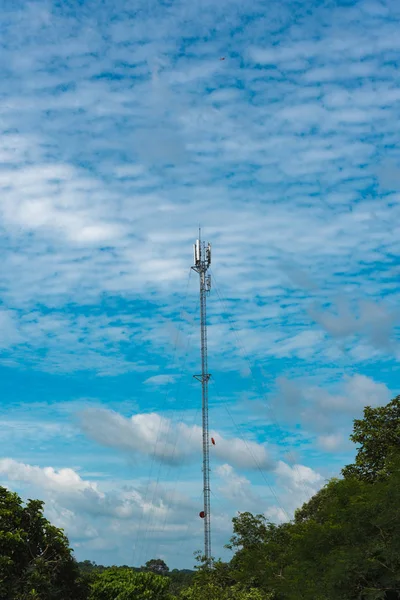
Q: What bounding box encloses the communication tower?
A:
[191,231,212,564]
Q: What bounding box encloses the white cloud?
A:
[215,464,252,500]
[278,260,317,291]
[268,461,325,519]
[307,374,391,415]
[0,457,203,565]
[0,458,110,518]
[0,458,197,526]
[79,408,275,471]
[214,461,325,524]
[0,310,22,348]
[317,433,345,452]
[275,373,391,435]
[265,506,288,524]
[0,0,399,376]
[144,374,176,386]
[309,298,399,351]
[0,459,97,493]
[274,461,324,491]
[43,501,99,542]
[343,373,391,407]
[213,463,268,516]
[212,433,274,470]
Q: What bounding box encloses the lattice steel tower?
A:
[192,231,212,564]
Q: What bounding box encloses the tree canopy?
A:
[88,568,171,600]
[0,486,86,600]
[144,559,170,577]
[342,395,400,482]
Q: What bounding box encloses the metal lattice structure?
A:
[192,232,212,563]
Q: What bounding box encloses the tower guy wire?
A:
[191,230,212,565]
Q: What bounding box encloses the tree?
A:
[167,569,194,596]
[273,457,400,599]
[89,568,171,600]
[144,559,169,577]
[219,397,400,599]
[226,512,291,594]
[228,513,270,550]
[342,395,400,482]
[0,486,87,600]
[294,480,339,524]
[179,581,273,600]
[179,554,273,600]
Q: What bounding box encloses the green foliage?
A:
[79,560,106,574]
[0,486,87,600]
[228,513,270,549]
[167,569,194,596]
[89,567,171,600]
[219,467,400,599]
[180,555,273,600]
[225,512,291,593]
[218,396,400,600]
[294,481,338,524]
[78,561,193,597]
[277,459,400,599]
[179,580,273,600]
[342,395,400,482]
[144,559,169,576]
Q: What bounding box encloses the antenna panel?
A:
[206,242,211,266]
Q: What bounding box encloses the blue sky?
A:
[1,0,400,570]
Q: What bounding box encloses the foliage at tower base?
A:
[0,487,87,600]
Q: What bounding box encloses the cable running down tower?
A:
[192,232,212,564]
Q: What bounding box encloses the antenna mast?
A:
[192,230,212,564]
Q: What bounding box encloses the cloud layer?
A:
[0,455,323,565]
[79,408,274,470]
[0,0,400,376]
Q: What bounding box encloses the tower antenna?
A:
[192,230,212,564]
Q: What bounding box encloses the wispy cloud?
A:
[78,407,274,470]
[309,297,399,350]
[267,372,392,455]
[144,374,176,386]
[0,457,202,564]
[1,0,400,374]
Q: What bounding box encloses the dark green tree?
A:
[278,458,400,599]
[220,396,400,599]
[144,559,169,576]
[226,512,290,594]
[0,486,87,600]
[167,569,194,596]
[342,395,400,482]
